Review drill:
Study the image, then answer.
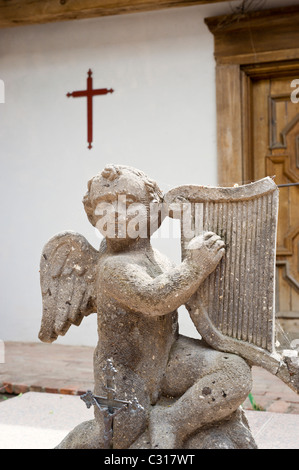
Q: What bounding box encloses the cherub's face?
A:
[89,172,151,240]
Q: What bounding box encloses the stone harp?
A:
[165,177,299,393]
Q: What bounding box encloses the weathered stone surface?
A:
[184,407,257,449]
[39,165,261,449]
[130,406,256,449]
[55,419,102,449]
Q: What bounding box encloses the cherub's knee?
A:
[219,353,252,400]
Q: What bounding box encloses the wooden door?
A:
[252,77,299,340]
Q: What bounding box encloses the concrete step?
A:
[0,391,299,449]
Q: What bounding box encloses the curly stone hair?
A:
[83,164,164,227]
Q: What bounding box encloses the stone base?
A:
[129,406,256,449]
[2,392,299,449]
[56,402,257,449]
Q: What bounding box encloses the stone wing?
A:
[39,231,99,343]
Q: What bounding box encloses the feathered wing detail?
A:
[39,231,99,343]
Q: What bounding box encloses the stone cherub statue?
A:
[39,164,299,449]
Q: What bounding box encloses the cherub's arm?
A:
[103,232,224,316]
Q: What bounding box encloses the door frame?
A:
[205,4,299,186]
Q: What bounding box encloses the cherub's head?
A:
[83,164,164,240]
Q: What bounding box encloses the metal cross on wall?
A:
[67,69,114,149]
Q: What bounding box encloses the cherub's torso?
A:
[94,244,178,404]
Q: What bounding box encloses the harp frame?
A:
[165,177,299,392]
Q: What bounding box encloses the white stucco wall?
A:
[0,0,297,346]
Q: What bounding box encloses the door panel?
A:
[252,77,299,320]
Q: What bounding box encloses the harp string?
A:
[193,193,275,352]
[265,192,273,351]
[243,198,253,343]
[259,194,268,350]
[267,193,276,352]
[237,201,246,341]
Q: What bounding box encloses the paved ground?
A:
[0,392,92,449]
[0,391,299,449]
[0,341,94,396]
[1,341,299,415]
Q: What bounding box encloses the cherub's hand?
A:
[185,232,225,272]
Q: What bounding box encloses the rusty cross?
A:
[80,359,143,449]
[67,69,114,150]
